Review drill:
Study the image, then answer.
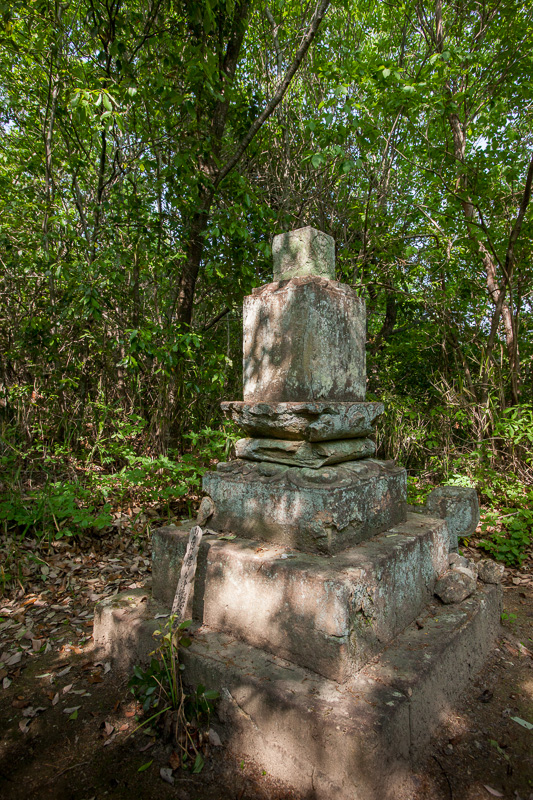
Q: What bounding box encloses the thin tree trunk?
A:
[448,112,519,403]
[42,63,60,303]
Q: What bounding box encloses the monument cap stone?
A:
[272,226,335,281]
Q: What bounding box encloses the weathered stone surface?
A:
[477,558,505,584]
[243,277,366,402]
[234,436,375,467]
[222,400,384,441]
[93,584,502,800]
[93,588,156,672]
[454,564,477,582]
[435,568,477,604]
[449,552,478,576]
[425,486,480,551]
[272,226,335,282]
[151,514,449,681]
[202,458,407,554]
[197,496,214,526]
[448,553,469,569]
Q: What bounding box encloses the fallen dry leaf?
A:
[22,706,45,719]
[169,751,181,770]
[56,666,71,678]
[208,728,222,747]
[483,787,504,797]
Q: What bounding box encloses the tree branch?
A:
[203,306,231,332]
[214,0,331,188]
[504,149,533,277]
[211,0,251,143]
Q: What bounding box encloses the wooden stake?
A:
[171,525,204,621]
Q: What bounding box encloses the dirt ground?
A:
[0,528,532,800]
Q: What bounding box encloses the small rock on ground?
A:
[435,569,477,604]
[477,558,505,584]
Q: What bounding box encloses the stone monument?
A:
[94,226,502,800]
[202,227,406,553]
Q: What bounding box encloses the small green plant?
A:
[406,475,433,506]
[128,617,218,773]
[445,473,475,489]
[0,479,113,542]
[479,503,533,566]
[183,424,240,462]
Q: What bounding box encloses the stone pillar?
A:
[200,226,407,554]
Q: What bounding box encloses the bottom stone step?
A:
[94,584,501,800]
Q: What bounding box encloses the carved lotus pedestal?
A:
[201,457,406,554]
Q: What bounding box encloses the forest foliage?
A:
[1,0,533,568]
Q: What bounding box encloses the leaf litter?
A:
[0,525,152,683]
[0,525,156,768]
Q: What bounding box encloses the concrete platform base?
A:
[151,513,449,681]
[93,584,502,800]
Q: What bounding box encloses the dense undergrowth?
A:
[0,396,240,593]
[393,399,533,566]
[1,385,532,598]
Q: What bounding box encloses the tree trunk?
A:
[448,112,519,404]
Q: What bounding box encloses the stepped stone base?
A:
[202,458,407,554]
[94,584,501,800]
[151,514,449,682]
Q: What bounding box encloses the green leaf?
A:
[192,753,204,773]
[138,760,153,772]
